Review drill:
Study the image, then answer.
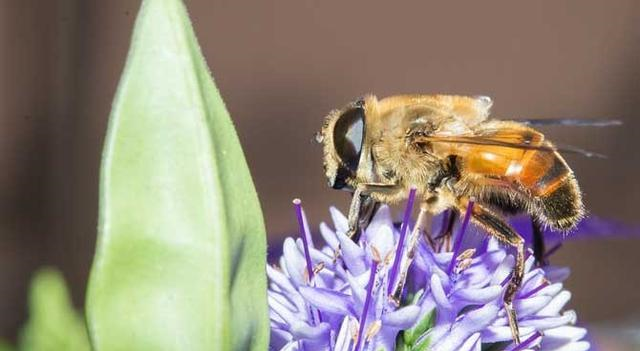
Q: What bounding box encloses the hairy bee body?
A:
[321,94,583,231]
[319,94,588,344]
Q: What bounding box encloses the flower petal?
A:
[289,320,331,340]
[299,207,315,248]
[319,222,340,251]
[481,326,536,343]
[330,207,349,235]
[514,295,553,316]
[339,267,365,312]
[381,305,421,329]
[520,268,546,293]
[368,225,395,264]
[431,303,499,351]
[283,237,307,286]
[280,341,299,351]
[538,282,564,297]
[364,205,394,243]
[452,285,502,305]
[430,275,454,310]
[537,291,572,316]
[333,317,353,351]
[520,310,577,330]
[269,293,301,327]
[298,286,355,316]
[270,328,292,350]
[491,255,515,285]
[539,326,588,349]
[486,237,501,252]
[267,265,297,295]
[268,290,296,315]
[462,250,507,286]
[335,227,367,275]
[541,341,590,351]
[458,332,481,351]
[523,255,535,274]
[296,239,333,266]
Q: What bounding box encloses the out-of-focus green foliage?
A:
[396,291,435,351]
[85,0,269,350]
[0,341,15,351]
[18,268,90,351]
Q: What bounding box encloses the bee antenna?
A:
[313,131,324,144]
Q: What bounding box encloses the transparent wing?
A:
[552,143,607,159]
[516,118,622,127]
[418,131,606,158]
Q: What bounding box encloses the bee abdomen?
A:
[536,174,584,231]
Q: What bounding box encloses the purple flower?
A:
[268,196,591,351]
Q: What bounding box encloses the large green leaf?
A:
[85,0,269,350]
[19,268,90,351]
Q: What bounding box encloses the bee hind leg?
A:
[465,201,524,345]
[531,218,547,267]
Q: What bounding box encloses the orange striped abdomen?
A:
[461,144,583,230]
[512,147,571,197]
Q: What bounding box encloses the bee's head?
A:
[318,98,366,190]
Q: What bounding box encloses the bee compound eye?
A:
[333,105,365,173]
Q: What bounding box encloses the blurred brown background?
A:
[1,0,639,348]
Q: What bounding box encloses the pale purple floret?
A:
[267,197,591,351]
[413,231,589,351]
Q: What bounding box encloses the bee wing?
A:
[516,118,622,127]
[420,132,607,158]
[550,143,607,159]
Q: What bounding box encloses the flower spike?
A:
[268,198,590,351]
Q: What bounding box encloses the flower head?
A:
[268,195,590,351]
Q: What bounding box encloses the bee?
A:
[317,94,596,344]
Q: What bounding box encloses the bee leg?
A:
[347,193,380,242]
[531,218,547,267]
[345,183,398,241]
[467,202,524,345]
[390,201,430,304]
[433,209,458,252]
[345,188,365,241]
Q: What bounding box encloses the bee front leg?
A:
[465,201,524,345]
[345,183,398,241]
[390,201,430,304]
[345,188,364,240]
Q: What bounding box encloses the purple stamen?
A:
[510,331,542,351]
[293,199,314,283]
[501,273,512,287]
[479,235,490,253]
[387,187,417,295]
[447,199,475,275]
[293,199,322,324]
[520,280,549,299]
[354,260,379,351]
